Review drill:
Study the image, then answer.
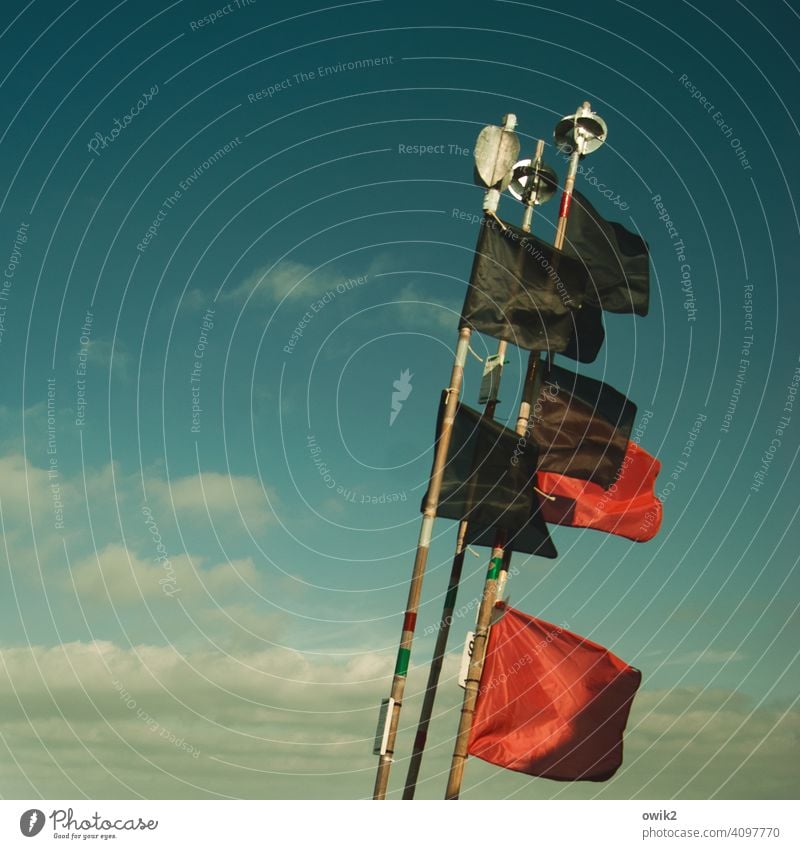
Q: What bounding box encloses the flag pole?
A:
[400,346,505,801]
[402,140,550,800]
[444,104,607,800]
[554,102,605,246]
[443,355,540,800]
[373,114,520,800]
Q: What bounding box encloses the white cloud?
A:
[180,287,213,313]
[383,280,459,333]
[0,454,81,572]
[223,254,390,307]
[190,604,286,652]
[0,452,64,519]
[68,544,260,605]
[0,637,796,800]
[83,337,132,379]
[0,640,394,798]
[148,471,277,535]
[223,260,336,305]
[618,687,800,799]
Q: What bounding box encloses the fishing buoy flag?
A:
[468,605,641,781]
[460,216,589,353]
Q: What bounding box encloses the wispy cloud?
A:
[69,544,260,604]
[221,254,393,307]
[148,470,278,535]
[388,281,459,333]
[222,259,360,305]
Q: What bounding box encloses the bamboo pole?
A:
[443,352,540,799]
[372,325,471,800]
[373,115,519,800]
[402,140,547,800]
[554,103,590,247]
[401,341,506,799]
[444,109,594,798]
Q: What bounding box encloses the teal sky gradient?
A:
[0,0,797,800]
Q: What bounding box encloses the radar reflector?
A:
[507,159,558,205]
[554,105,607,156]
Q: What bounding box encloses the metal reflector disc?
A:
[554,107,608,155]
[507,159,558,204]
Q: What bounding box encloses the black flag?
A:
[531,364,637,488]
[422,400,556,558]
[460,216,589,352]
[564,191,650,316]
[561,303,605,364]
[465,507,557,559]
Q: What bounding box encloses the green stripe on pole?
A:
[395,647,411,677]
[487,556,503,581]
[444,584,458,610]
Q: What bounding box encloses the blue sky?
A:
[0,0,797,799]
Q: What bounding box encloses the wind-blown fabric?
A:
[538,441,662,542]
[563,191,650,316]
[460,216,589,352]
[468,605,641,781]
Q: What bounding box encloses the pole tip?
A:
[502,113,518,131]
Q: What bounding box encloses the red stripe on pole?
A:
[403,611,418,633]
[558,190,572,219]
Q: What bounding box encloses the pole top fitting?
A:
[554,103,607,156]
[501,113,518,131]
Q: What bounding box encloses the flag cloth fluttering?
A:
[531,363,637,489]
[422,401,556,558]
[460,216,589,352]
[561,303,605,364]
[465,506,556,558]
[468,605,641,781]
[563,191,650,316]
[538,440,663,541]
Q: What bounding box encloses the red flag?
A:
[468,606,641,781]
[537,441,662,542]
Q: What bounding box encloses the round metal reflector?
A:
[507,159,558,205]
[554,106,607,155]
